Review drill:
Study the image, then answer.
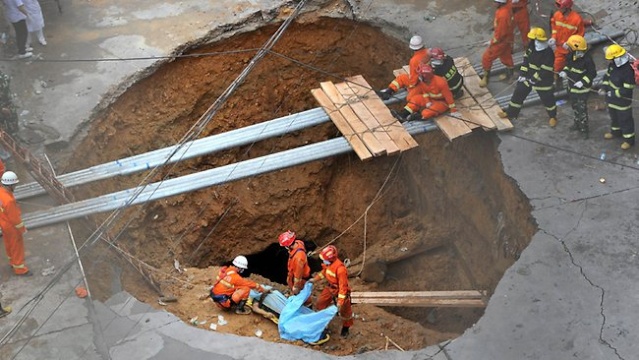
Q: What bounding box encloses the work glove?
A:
[548,38,557,51]
[377,88,394,100]
[558,71,567,79]
[607,90,613,97]
[424,102,432,108]
[573,81,583,89]
[598,88,606,96]
[308,278,315,283]
[517,76,527,83]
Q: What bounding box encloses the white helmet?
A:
[1,171,19,185]
[232,255,248,269]
[409,35,424,50]
[494,0,507,3]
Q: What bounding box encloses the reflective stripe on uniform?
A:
[555,21,578,31]
[220,279,234,288]
[15,222,24,229]
[608,103,632,111]
[326,269,336,277]
[337,294,347,299]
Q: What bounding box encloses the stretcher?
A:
[250,284,337,345]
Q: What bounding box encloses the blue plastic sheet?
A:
[278,282,337,343]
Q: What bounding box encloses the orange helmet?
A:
[417,63,434,82]
[278,230,296,247]
[555,0,573,9]
[430,47,445,61]
[320,245,338,263]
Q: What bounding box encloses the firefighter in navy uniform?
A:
[600,44,636,150]
[498,27,557,127]
[558,34,596,139]
[429,48,465,99]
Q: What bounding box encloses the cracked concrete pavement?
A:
[0,0,638,359]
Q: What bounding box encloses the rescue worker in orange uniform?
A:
[210,255,265,315]
[0,171,33,276]
[0,171,30,276]
[309,245,352,338]
[278,230,311,298]
[378,35,431,101]
[509,0,530,48]
[549,0,584,80]
[408,63,457,120]
[479,0,514,87]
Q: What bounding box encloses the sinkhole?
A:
[70,16,537,355]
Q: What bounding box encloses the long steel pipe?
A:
[22,121,437,229]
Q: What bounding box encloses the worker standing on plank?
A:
[498,28,557,126]
[0,171,31,276]
[558,35,595,139]
[429,48,465,99]
[549,0,584,88]
[309,245,353,338]
[278,230,311,300]
[479,0,514,87]
[509,0,530,49]
[377,35,430,101]
[599,44,635,150]
[210,255,265,315]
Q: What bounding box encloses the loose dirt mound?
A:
[69,17,536,355]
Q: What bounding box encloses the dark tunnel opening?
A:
[230,241,322,284]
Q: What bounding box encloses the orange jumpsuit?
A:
[287,240,311,292]
[404,75,456,119]
[551,9,584,72]
[481,4,514,72]
[387,48,430,98]
[0,186,28,275]
[313,258,353,328]
[509,0,530,47]
[211,266,263,309]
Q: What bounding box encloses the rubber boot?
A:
[479,70,490,88]
[340,326,350,338]
[498,67,514,82]
[391,108,412,122]
[235,300,251,315]
[0,306,11,319]
[621,140,634,150]
[497,109,509,119]
[548,117,557,127]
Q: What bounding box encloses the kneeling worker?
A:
[210,255,265,315]
[309,245,353,338]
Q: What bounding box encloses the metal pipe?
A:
[22,121,438,229]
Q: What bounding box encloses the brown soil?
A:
[68,17,536,355]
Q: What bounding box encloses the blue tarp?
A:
[278,282,337,343]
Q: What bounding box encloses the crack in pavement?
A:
[541,200,624,360]
[533,184,639,212]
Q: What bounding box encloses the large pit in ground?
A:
[67,17,536,355]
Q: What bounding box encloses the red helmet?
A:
[417,63,434,82]
[555,0,573,9]
[319,245,338,263]
[278,230,296,247]
[430,47,445,61]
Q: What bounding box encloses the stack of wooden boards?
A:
[350,290,487,308]
[311,75,419,161]
[312,57,512,161]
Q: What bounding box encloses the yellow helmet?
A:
[565,35,587,51]
[605,44,626,60]
[527,27,548,42]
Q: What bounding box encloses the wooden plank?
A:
[346,76,419,151]
[351,290,486,299]
[458,58,514,131]
[334,82,401,156]
[453,57,497,130]
[434,115,473,141]
[350,297,486,308]
[311,88,373,161]
[393,68,407,77]
[319,82,387,157]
